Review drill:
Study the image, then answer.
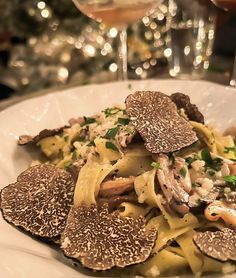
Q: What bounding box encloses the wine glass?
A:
[210,0,236,87]
[72,0,163,80]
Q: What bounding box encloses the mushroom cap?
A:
[61,204,157,271]
[1,164,75,238]
[170,92,204,124]
[125,91,198,154]
[193,228,236,261]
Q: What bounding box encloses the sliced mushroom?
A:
[173,157,192,193]
[155,154,190,216]
[99,176,135,198]
[116,124,137,148]
[97,193,138,211]
[205,200,236,228]
[170,92,204,124]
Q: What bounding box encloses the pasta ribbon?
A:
[136,249,189,277]
[74,160,113,207]
[94,138,121,161]
[118,202,151,218]
[155,195,199,229]
[147,215,197,253]
[124,143,151,157]
[191,121,236,159]
[190,121,217,153]
[134,169,157,206]
[177,230,203,276]
[113,155,152,177]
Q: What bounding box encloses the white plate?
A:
[0,79,235,278]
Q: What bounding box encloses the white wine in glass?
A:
[210,0,236,87]
[72,0,163,80]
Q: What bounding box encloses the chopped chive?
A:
[185,154,199,166]
[64,135,69,142]
[87,140,96,147]
[192,182,198,188]
[151,162,161,169]
[201,148,223,171]
[105,141,119,152]
[201,148,212,164]
[168,153,176,164]
[117,118,130,125]
[224,146,236,157]
[125,127,134,134]
[105,126,119,139]
[223,175,236,186]
[72,150,77,160]
[103,107,121,117]
[179,167,187,178]
[64,161,72,170]
[78,136,85,142]
[81,117,96,126]
[207,170,215,177]
[128,83,132,90]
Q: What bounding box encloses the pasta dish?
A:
[1,91,236,277]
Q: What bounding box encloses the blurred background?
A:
[0,0,235,101]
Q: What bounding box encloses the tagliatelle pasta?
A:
[2,91,236,277]
[74,160,114,206]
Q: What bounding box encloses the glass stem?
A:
[117,28,128,80]
[230,52,236,88]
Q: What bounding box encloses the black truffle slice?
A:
[18,126,68,145]
[61,204,157,270]
[125,91,198,154]
[1,164,75,238]
[170,92,204,124]
[193,228,236,261]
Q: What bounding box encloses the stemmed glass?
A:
[72,0,163,80]
[211,0,236,87]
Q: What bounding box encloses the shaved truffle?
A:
[18,126,68,145]
[125,91,197,154]
[193,228,236,261]
[1,164,75,238]
[61,204,157,270]
[170,92,204,124]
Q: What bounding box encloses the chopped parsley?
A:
[207,170,215,177]
[179,167,187,178]
[81,117,96,126]
[201,148,223,171]
[72,150,78,160]
[64,135,69,142]
[87,140,96,147]
[151,162,161,169]
[168,153,176,164]
[185,154,199,167]
[117,117,130,125]
[223,175,236,187]
[192,182,198,188]
[105,141,119,152]
[64,161,72,170]
[103,107,122,117]
[105,126,119,139]
[224,146,236,157]
[125,127,134,134]
[78,136,85,142]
